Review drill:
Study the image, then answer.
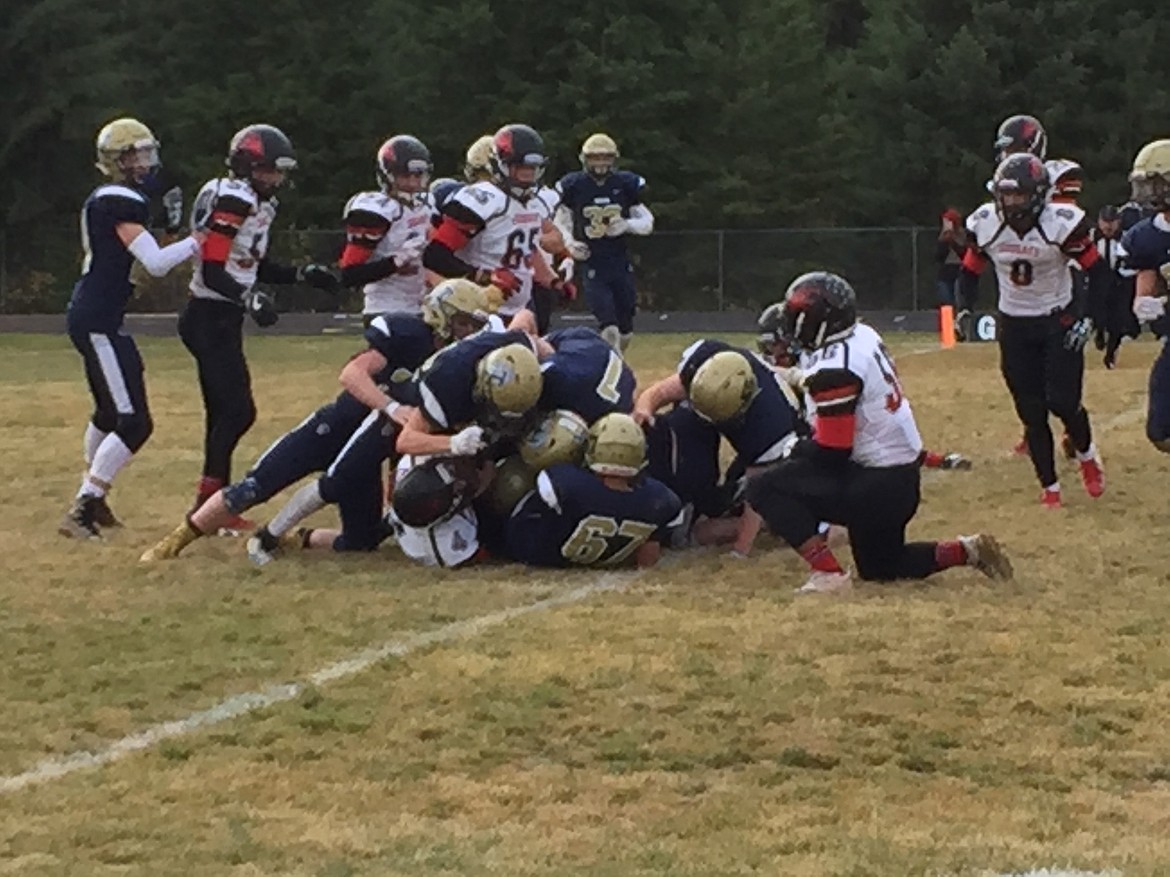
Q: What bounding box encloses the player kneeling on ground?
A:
[745,272,1013,594]
[504,413,683,569]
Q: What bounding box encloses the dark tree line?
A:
[1,0,1166,309]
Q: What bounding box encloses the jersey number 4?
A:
[873,345,905,413]
[562,515,657,565]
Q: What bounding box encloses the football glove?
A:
[297,263,341,291]
[549,277,577,302]
[1134,295,1167,324]
[1062,317,1093,352]
[605,217,630,237]
[244,290,279,327]
[488,267,521,295]
[162,186,184,234]
[392,237,425,272]
[450,425,486,456]
[566,239,591,261]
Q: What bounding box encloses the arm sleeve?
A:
[200,193,252,300]
[799,367,861,465]
[423,201,486,277]
[126,232,200,277]
[626,203,654,235]
[339,207,393,272]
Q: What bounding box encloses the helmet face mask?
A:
[377,135,432,206]
[992,153,1049,230]
[95,118,161,185]
[1130,140,1170,211]
[585,413,647,478]
[490,124,547,202]
[392,458,473,528]
[580,133,619,180]
[757,302,800,367]
[227,124,297,198]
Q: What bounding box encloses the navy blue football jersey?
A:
[67,184,152,333]
[505,464,682,567]
[363,313,438,406]
[677,339,800,474]
[429,178,464,216]
[1120,216,1170,274]
[415,329,536,430]
[556,170,646,273]
[539,327,635,422]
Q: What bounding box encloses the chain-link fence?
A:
[0,226,947,315]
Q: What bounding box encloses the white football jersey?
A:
[800,323,923,467]
[343,191,431,316]
[965,201,1086,317]
[389,454,479,567]
[189,177,275,303]
[449,181,555,315]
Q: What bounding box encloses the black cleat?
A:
[91,496,123,528]
[58,497,103,540]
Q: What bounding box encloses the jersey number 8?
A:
[561,515,657,565]
[1009,259,1034,286]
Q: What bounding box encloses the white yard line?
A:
[0,570,643,794]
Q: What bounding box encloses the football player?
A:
[1118,139,1170,452]
[555,133,653,353]
[180,124,340,527]
[757,303,971,471]
[504,413,682,568]
[424,124,570,334]
[538,326,636,423]
[140,280,494,561]
[960,154,1109,508]
[59,118,205,539]
[339,135,433,324]
[634,338,801,556]
[745,272,1013,594]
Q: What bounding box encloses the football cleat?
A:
[795,569,854,595]
[91,496,123,528]
[1041,488,1062,509]
[959,534,1013,580]
[58,497,102,540]
[1079,457,1105,498]
[139,522,200,562]
[246,526,306,566]
[939,453,972,471]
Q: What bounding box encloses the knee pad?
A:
[116,411,153,452]
[222,476,262,515]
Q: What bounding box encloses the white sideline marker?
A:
[0,571,641,794]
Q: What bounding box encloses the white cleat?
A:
[795,569,854,595]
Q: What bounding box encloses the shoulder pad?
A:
[214,177,259,208]
[93,184,147,205]
[452,182,506,218]
[344,191,399,222]
[534,185,560,214]
[1045,157,1082,182]
[619,170,647,191]
[1039,202,1085,242]
[965,203,999,244]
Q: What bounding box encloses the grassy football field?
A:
[1,328,1169,877]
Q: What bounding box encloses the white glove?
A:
[162,186,183,231]
[605,217,630,237]
[1134,295,1166,324]
[393,236,425,270]
[778,432,801,459]
[566,239,591,260]
[556,256,575,283]
[449,425,486,456]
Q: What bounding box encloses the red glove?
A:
[488,267,521,296]
[550,277,577,302]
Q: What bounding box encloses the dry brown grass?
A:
[1,329,1168,876]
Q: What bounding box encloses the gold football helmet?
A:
[1131,139,1170,210]
[689,351,759,423]
[520,409,590,470]
[487,455,538,515]
[580,133,619,178]
[474,343,543,422]
[464,134,494,182]
[422,279,492,341]
[585,413,646,478]
[95,118,160,182]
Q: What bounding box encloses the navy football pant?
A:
[69,329,153,451]
[318,411,397,551]
[998,312,1092,487]
[1147,339,1170,451]
[645,405,728,519]
[583,266,637,334]
[179,298,256,483]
